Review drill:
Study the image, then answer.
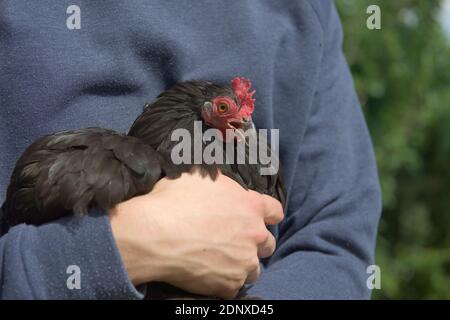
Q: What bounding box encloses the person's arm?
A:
[247,1,382,299]
[109,171,283,299]
[0,171,282,299]
[0,208,144,299]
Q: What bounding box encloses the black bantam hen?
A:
[0,77,286,299]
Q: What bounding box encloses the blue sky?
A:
[440,0,450,38]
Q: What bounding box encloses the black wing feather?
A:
[1,128,163,233]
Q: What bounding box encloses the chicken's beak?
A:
[228,117,253,130]
[241,117,254,131]
[228,117,255,142]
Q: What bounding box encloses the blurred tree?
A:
[337,0,450,299]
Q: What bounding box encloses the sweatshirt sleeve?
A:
[247,0,382,299]
[0,208,144,299]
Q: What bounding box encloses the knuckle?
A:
[233,277,246,290]
[216,276,243,299]
[247,194,265,214]
[244,255,259,271]
[277,209,285,222]
[230,270,247,284]
[252,228,269,244]
[267,244,276,256]
[250,257,260,271]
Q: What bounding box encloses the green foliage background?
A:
[337,0,450,299]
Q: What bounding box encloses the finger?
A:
[261,194,284,225]
[257,231,276,258]
[245,263,261,284]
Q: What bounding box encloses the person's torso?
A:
[0,0,324,204]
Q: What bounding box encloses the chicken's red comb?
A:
[231,76,255,117]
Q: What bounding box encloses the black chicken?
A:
[0,77,286,299]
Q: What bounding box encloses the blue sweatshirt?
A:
[0,0,381,299]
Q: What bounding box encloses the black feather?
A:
[0,79,287,300]
[1,128,164,231]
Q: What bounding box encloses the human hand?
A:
[109,170,283,299]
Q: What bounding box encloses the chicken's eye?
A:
[217,103,229,114]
